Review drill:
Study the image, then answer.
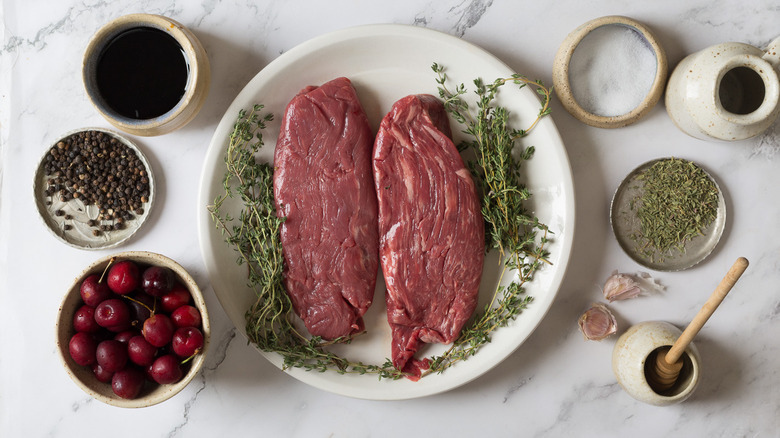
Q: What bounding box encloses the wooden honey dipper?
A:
[647,257,749,393]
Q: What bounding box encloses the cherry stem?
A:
[180,348,202,365]
[122,294,155,314]
[98,257,116,283]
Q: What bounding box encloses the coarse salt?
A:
[568,24,657,117]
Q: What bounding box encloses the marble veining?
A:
[447,0,494,37]
[2,0,780,437]
[752,124,780,160]
[165,325,238,435]
[502,376,532,403]
[411,0,494,37]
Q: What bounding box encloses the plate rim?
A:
[197,23,576,400]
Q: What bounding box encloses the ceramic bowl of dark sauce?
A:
[83,14,210,136]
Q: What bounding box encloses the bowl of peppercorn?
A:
[34,128,155,250]
[55,251,210,408]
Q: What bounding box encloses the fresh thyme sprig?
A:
[209,105,406,379]
[424,63,552,375]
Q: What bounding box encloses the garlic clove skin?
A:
[635,271,665,294]
[578,303,617,341]
[603,272,642,302]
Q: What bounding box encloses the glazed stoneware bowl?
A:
[55,251,210,408]
[82,14,210,136]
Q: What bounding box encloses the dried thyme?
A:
[631,158,719,258]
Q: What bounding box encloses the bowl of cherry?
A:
[55,251,210,408]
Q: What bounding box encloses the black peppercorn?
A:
[43,130,150,233]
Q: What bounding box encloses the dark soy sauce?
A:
[96,27,189,120]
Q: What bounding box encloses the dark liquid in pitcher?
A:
[719,67,765,115]
[96,27,188,120]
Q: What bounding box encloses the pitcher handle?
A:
[764,36,780,68]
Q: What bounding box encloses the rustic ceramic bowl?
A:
[552,15,668,128]
[55,251,210,408]
[612,321,701,406]
[82,14,210,136]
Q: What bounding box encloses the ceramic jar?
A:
[665,36,780,141]
[553,15,668,129]
[612,321,701,406]
[82,14,211,137]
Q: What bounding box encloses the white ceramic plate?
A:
[198,24,575,400]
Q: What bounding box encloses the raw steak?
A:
[273,77,379,341]
[373,94,485,377]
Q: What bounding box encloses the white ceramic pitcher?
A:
[666,36,780,141]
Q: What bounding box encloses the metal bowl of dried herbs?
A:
[610,157,726,271]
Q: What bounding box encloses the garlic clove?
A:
[578,303,617,341]
[603,272,642,302]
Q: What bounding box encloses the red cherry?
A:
[69,332,98,366]
[112,367,145,399]
[160,283,191,313]
[149,355,182,384]
[96,339,128,373]
[141,266,175,297]
[73,304,101,333]
[113,330,136,344]
[94,298,132,332]
[92,363,114,383]
[144,363,156,383]
[127,335,158,367]
[142,314,175,347]
[171,305,201,328]
[79,274,112,307]
[127,292,155,327]
[171,327,204,358]
[107,260,141,295]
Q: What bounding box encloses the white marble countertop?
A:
[2,1,779,436]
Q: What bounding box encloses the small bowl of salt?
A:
[553,16,668,128]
